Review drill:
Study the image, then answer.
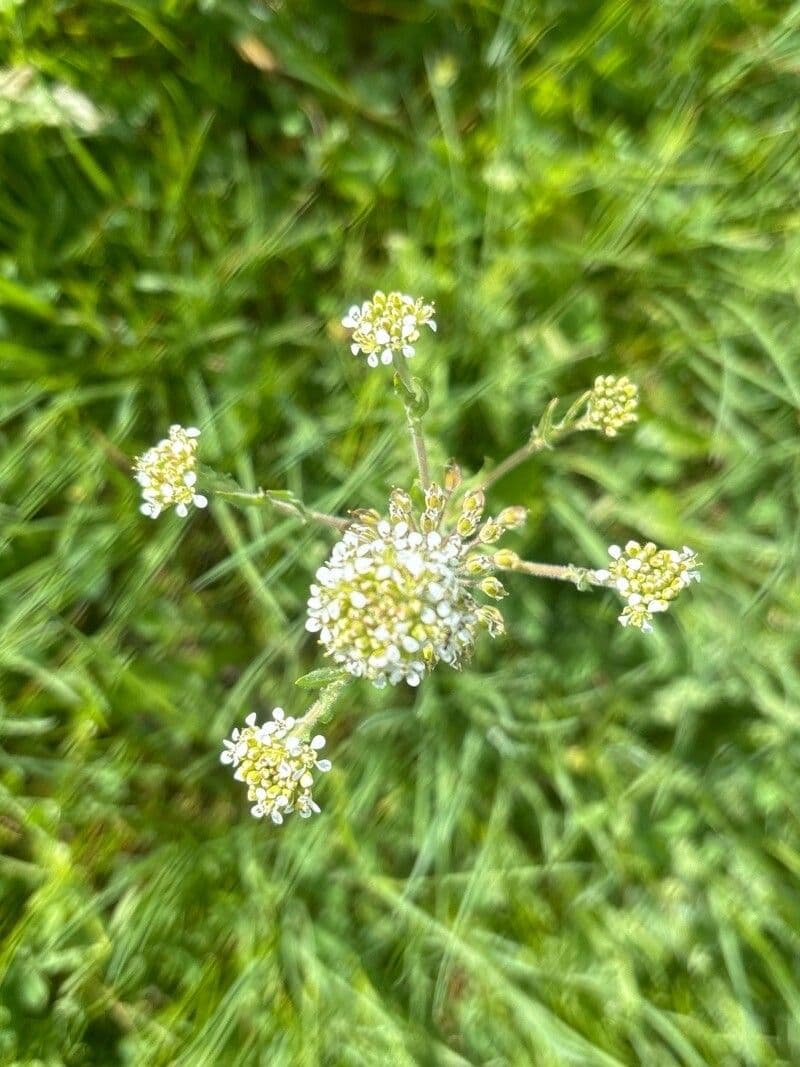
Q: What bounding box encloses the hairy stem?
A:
[496,557,603,588]
[298,677,350,733]
[406,412,431,490]
[393,356,431,490]
[480,427,574,493]
[480,439,545,493]
[214,488,350,532]
[480,391,595,493]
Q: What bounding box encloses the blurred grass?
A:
[1,0,799,1063]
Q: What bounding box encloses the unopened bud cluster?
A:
[305,470,526,687]
[584,375,639,437]
[342,291,436,367]
[134,425,207,519]
[220,709,331,823]
[594,541,701,632]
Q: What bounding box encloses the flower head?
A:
[134,424,207,519]
[305,473,525,687]
[221,709,331,824]
[594,541,701,632]
[342,290,436,367]
[584,375,639,437]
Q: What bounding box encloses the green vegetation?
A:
[2,2,799,1063]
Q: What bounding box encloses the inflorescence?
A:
[134,424,207,519]
[594,541,701,632]
[305,477,525,687]
[342,290,436,367]
[130,293,701,828]
[584,375,639,437]
[221,709,331,823]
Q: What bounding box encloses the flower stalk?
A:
[493,551,598,589]
[211,482,351,532]
[496,540,701,630]
[393,355,431,490]
[479,428,567,493]
[479,393,589,492]
[480,376,639,493]
[296,676,350,732]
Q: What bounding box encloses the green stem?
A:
[297,677,349,733]
[214,488,350,532]
[393,356,430,490]
[480,391,593,493]
[496,557,602,589]
[480,426,574,493]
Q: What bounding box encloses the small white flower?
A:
[305,478,526,688]
[341,290,436,367]
[342,305,361,329]
[221,708,331,825]
[133,425,207,519]
[594,540,701,632]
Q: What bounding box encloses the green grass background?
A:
[2,2,800,1064]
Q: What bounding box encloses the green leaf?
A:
[530,397,560,446]
[562,389,592,427]
[294,667,350,690]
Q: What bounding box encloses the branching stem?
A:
[480,438,547,493]
[480,427,574,493]
[214,488,350,532]
[480,393,592,493]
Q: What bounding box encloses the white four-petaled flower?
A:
[342,290,436,367]
[221,709,331,824]
[305,480,526,687]
[134,425,207,519]
[594,540,701,632]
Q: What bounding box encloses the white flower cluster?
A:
[305,478,524,687]
[342,290,436,367]
[595,541,701,632]
[220,709,331,824]
[584,375,639,437]
[134,424,207,519]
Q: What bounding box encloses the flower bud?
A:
[585,375,639,437]
[464,554,493,576]
[444,461,462,493]
[480,576,507,600]
[493,548,520,569]
[425,482,445,512]
[457,511,481,537]
[462,489,485,514]
[497,506,528,530]
[477,606,505,637]
[350,507,381,527]
[389,488,414,522]
[477,521,503,545]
